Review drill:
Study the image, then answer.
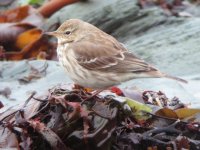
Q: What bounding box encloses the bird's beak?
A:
[45,31,58,37]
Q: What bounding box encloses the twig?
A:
[144,111,187,124]
[23,91,37,108]
[32,96,48,102]
[143,120,181,137]
[29,102,49,119]
[38,0,80,18]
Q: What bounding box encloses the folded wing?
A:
[69,41,158,73]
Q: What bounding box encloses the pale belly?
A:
[60,58,121,89]
[58,53,120,88]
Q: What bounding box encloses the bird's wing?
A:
[69,41,158,73]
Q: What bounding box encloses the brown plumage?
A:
[46,19,187,89]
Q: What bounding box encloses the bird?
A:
[46,19,187,90]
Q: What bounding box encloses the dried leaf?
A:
[0,23,34,51]
[15,28,42,49]
[155,108,178,119]
[92,101,113,119]
[0,5,39,23]
[155,107,200,120]
[5,35,54,60]
[0,5,46,59]
[1,86,199,149]
[175,108,200,119]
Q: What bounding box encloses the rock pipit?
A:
[46,19,186,90]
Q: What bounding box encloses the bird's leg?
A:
[73,84,104,101]
[82,89,105,102]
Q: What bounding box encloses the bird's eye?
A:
[65,31,71,35]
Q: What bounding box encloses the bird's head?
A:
[45,19,94,44]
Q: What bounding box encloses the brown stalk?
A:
[38,0,80,18]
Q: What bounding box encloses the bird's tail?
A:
[164,74,188,84]
[137,70,188,84]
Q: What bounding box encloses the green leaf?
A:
[125,98,152,120]
[19,0,44,5]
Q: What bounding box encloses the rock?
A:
[182,2,200,17]
[0,60,70,111]
[123,16,200,76]
[44,0,140,34]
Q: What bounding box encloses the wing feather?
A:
[69,41,157,73]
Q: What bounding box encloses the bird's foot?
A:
[73,84,94,92]
[72,84,103,102]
